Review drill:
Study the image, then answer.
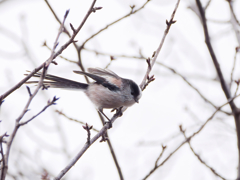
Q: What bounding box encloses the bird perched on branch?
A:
[26,68,142,122]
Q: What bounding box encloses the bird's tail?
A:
[25,71,88,90]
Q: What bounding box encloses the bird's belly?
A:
[85,84,134,109]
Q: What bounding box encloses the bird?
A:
[26,68,142,122]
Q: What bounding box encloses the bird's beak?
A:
[135,98,139,103]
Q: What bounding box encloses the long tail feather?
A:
[26,72,88,90]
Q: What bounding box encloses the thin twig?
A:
[0,0,97,103]
[55,110,99,132]
[19,96,59,126]
[82,123,93,145]
[180,126,226,180]
[157,62,232,115]
[195,0,234,107]
[230,48,239,89]
[228,1,240,27]
[154,145,167,167]
[0,133,9,179]
[54,115,113,180]
[43,42,78,64]
[207,19,230,24]
[143,93,240,179]
[140,0,180,90]
[80,0,151,49]
[44,0,88,80]
[234,80,240,97]
[97,112,124,180]
[0,10,69,180]
[83,48,146,59]
[204,0,211,10]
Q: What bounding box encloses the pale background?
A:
[0,0,239,179]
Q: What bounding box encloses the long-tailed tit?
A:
[27,68,142,121]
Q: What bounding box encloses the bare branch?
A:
[157,62,232,115]
[83,48,146,60]
[82,123,93,145]
[26,86,32,97]
[140,0,180,90]
[0,132,9,179]
[1,10,69,180]
[143,93,240,179]
[195,0,240,178]
[55,110,99,132]
[228,1,240,29]
[54,116,113,180]
[42,42,78,64]
[230,47,240,89]
[81,0,151,49]
[143,145,167,179]
[44,0,100,82]
[0,0,98,103]
[204,0,212,10]
[180,125,226,180]
[19,96,59,126]
[97,112,124,180]
[234,80,240,97]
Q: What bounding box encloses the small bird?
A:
[27,68,142,121]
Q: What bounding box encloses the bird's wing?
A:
[73,68,122,91]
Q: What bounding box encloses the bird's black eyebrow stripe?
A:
[100,82,120,91]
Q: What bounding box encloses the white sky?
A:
[0,0,240,179]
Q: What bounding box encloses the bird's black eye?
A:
[131,91,134,95]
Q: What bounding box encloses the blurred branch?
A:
[0,0,98,103]
[82,123,93,145]
[195,0,234,106]
[230,48,239,89]
[43,41,78,64]
[54,111,116,180]
[83,48,146,60]
[18,96,59,126]
[55,110,99,132]
[54,0,181,179]
[143,145,166,179]
[143,93,240,179]
[44,0,89,80]
[0,132,8,179]
[180,126,226,180]
[234,80,240,97]
[157,62,232,115]
[228,1,240,45]
[0,10,70,180]
[80,0,151,49]
[204,0,211,10]
[207,19,230,24]
[195,0,240,178]
[97,111,124,180]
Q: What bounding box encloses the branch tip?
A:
[92,7,103,13]
[70,23,76,33]
[64,9,70,19]
[26,86,32,97]
[42,41,47,47]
